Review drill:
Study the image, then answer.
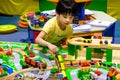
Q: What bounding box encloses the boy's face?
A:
[56,13,74,27]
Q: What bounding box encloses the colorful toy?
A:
[18,12,35,28]
[0,25,17,34]
[18,9,50,29]
[0,37,120,80]
[0,47,4,56]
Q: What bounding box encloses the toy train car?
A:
[37,62,46,69]
[63,59,113,68]
[24,56,46,69]
[83,39,92,43]
[25,56,32,65]
[83,38,110,44]
[90,59,102,65]
[102,61,112,67]
[90,60,114,67]
[64,60,91,68]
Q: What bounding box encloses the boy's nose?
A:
[66,18,70,22]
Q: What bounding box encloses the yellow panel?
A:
[58,55,63,62]
[48,0,92,3]
[61,70,66,77]
[107,0,120,19]
[60,63,65,70]
[0,0,39,15]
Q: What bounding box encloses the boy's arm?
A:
[35,31,58,53]
[35,31,49,46]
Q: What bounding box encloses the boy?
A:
[35,0,78,53]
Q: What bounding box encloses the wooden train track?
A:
[0,66,57,80]
[68,37,120,50]
[47,50,61,72]
[0,47,59,80]
[0,67,39,80]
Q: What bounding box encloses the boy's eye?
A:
[63,15,67,18]
[62,14,74,19]
[64,16,67,18]
[63,16,73,19]
[70,16,74,19]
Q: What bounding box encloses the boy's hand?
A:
[48,43,58,53]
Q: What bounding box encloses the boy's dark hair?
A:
[56,0,78,16]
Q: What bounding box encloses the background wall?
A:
[39,0,56,12]
[87,0,120,19]
[0,0,39,15]
[0,0,120,19]
[107,0,120,19]
[39,0,120,19]
[87,0,107,13]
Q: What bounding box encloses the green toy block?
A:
[94,48,105,53]
[20,60,25,66]
[106,49,112,62]
[0,72,7,77]
[77,70,83,78]
[103,61,112,67]
[68,43,80,59]
[50,68,58,74]
[68,43,76,56]
[86,47,92,60]
[66,69,73,80]
[42,46,48,53]
[48,55,54,60]
[35,10,41,15]
[118,64,120,69]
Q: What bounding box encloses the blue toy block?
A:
[113,20,120,44]
[77,3,85,20]
[102,22,115,43]
[58,73,63,79]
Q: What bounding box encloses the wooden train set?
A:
[0,34,120,80]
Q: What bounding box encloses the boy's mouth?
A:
[64,23,69,25]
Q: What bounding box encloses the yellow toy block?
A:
[58,55,63,62]
[61,70,66,77]
[60,63,65,70]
